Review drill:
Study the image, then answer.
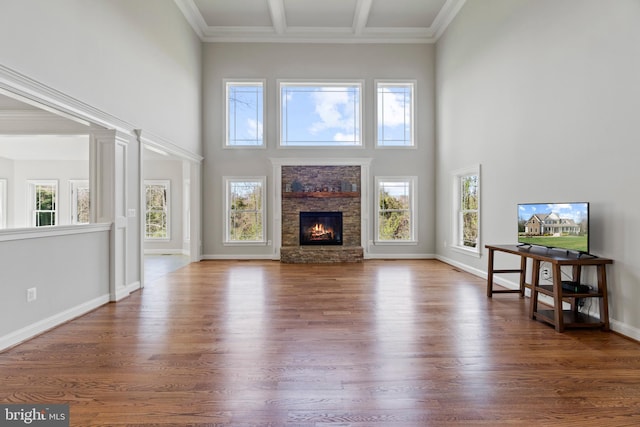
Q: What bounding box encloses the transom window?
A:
[452,166,481,255]
[225,80,265,147]
[28,180,57,227]
[145,180,170,240]
[376,81,415,147]
[375,177,417,243]
[279,81,362,147]
[225,177,266,244]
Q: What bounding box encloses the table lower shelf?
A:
[533,309,607,330]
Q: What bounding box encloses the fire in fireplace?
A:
[299,212,343,245]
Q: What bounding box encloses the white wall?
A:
[0,227,110,349]
[435,0,640,338]
[0,0,202,155]
[202,42,436,259]
[0,0,202,349]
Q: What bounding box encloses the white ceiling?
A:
[0,135,89,161]
[175,0,467,43]
[0,93,91,161]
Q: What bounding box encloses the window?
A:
[280,81,362,146]
[376,81,415,147]
[453,166,480,255]
[70,180,90,224]
[225,80,265,147]
[375,177,416,243]
[225,177,265,244]
[145,180,170,240]
[28,180,57,227]
[0,179,6,229]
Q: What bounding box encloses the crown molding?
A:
[176,0,466,44]
[0,64,131,134]
[433,0,467,39]
[140,130,203,163]
[173,0,206,39]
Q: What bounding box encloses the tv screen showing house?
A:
[517,202,589,253]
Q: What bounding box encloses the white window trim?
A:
[224,79,267,149]
[375,80,417,149]
[278,79,364,148]
[451,165,481,257]
[144,180,171,241]
[27,180,58,227]
[69,179,90,225]
[224,176,267,246]
[374,176,417,245]
[0,179,6,229]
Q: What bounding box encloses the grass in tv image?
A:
[518,202,589,252]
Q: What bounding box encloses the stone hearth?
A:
[280,165,364,263]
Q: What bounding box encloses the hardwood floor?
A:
[1,260,639,426]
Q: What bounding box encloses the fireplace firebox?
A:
[299,212,343,246]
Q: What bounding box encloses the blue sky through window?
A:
[377,83,414,146]
[227,82,263,146]
[280,83,361,146]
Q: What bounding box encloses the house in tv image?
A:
[524,213,581,236]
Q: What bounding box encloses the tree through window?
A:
[452,165,481,254]
[145,181,169,239]
[29,181,57,227]
[225,177,265,243]
[375,177,416,243]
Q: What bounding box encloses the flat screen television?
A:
[517,202,589,254]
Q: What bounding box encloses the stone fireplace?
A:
[299,211,343,246]
[279,165,364,263]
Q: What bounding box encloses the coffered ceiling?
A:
[175,0,467,43]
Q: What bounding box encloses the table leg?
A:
[598,264,610,331]
[529,259,540,320]
[487,247,495,298]
[553,263,564,332]
[519,256,527,298]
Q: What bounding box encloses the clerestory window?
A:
[279,81,362,147]
[376,81,415,147]
[225,80,265,147]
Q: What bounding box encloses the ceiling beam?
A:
[353,0,373,36]
[173,0,206,39]
[267,0,287,34]
[432,0,467,39]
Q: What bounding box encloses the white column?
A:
[90,129,130,301]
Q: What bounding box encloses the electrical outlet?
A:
[542,267,550,280]
[27,287,37,302]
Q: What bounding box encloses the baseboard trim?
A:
[0,294,110,352]
[365,253,436,260]
[202,254,275,260]
[144,249,189,255]
[610,319,640,342]
[126,281,141,294]
[435,254,639,341]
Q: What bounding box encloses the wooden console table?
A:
[486,244,613,332]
